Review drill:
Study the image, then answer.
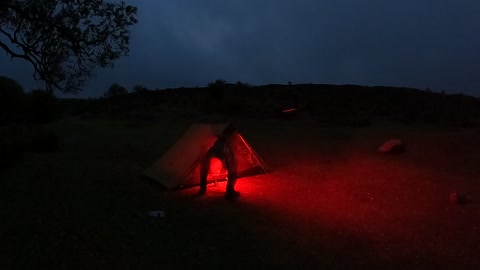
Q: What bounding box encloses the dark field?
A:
[1,112,479,269]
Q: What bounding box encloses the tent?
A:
[143,122,269,190]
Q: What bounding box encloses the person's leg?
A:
[225,157,240,199]
[198,155,210,195]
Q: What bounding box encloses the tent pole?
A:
[237,133,269,174]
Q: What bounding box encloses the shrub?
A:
[207,79,227,88]
[104,83,128,98]
[133,84,149,93]
[0,76,26,116]
[206,79,228,102]
[235,81,253,88]
[26,89,58,124]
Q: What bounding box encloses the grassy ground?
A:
[1,114,479,269]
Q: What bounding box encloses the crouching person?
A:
[198,129,240,200]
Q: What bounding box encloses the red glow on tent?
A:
[282,108,297,113]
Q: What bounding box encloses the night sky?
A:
[1,0,479,97]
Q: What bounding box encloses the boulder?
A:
[449,192,469,205]
[378,139,405,154]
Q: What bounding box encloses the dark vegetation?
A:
[2,76,479,173]
[0,76,59,170]
[0,0,138,94]
[104,83,129,98]
[61,81,480,128]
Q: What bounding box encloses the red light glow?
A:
[282,108,297,113]
[208,157,223,174]
[174,129,480,269]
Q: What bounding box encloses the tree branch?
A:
[0,0,138,94]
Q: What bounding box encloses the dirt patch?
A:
[0,118,479,269]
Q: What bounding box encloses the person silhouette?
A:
[198,128,240,199]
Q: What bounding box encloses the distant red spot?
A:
[282,108,297,113]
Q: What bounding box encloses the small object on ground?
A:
[378,139,405,154]
[148,210,166,218]
[449,192,470,205]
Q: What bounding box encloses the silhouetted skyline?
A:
[1,0,479,97]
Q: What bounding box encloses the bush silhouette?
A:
[27,89,58,124]
[133,84,149,93]
[0,76,25,113]
[104,83,128,98]
[206,79,227,102]
[235,81,253,88]
[207,79,227,88]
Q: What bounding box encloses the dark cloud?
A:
[1,0,480,97]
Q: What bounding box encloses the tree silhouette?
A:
[0,0,138,94]
[207,79,227,88]
[104,83,128,98]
